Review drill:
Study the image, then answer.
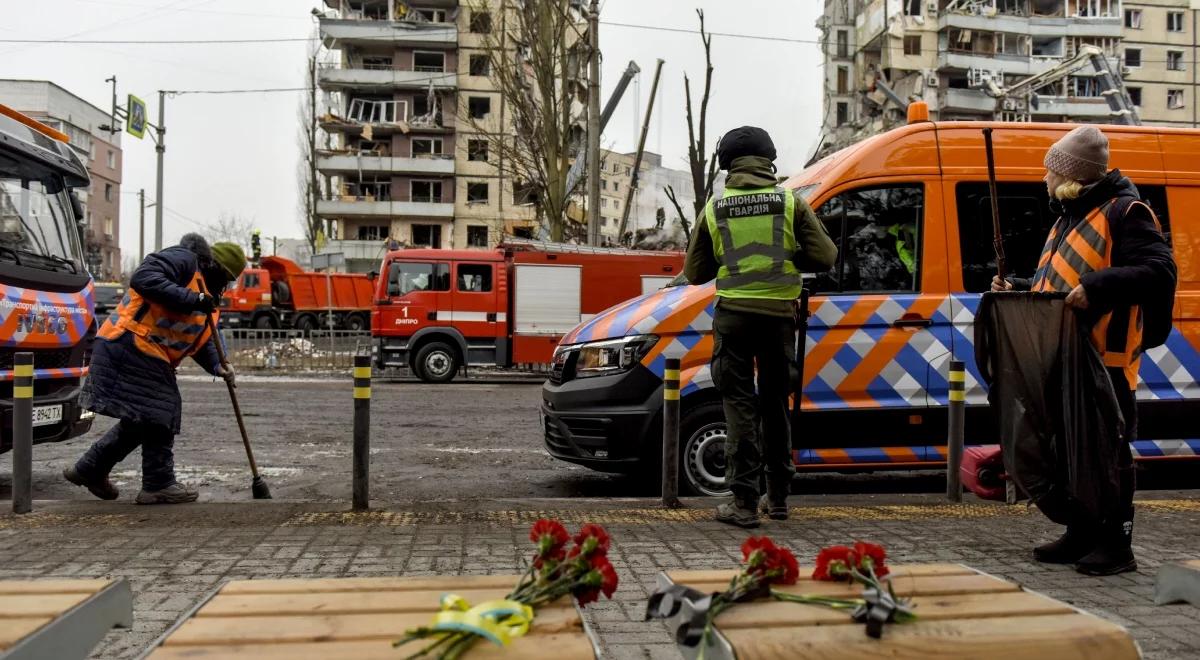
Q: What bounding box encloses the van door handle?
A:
[892,316,932,328]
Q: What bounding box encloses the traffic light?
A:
[251,230,262,265]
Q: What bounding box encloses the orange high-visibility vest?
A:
[1031,199,1151,390]
[97,271,217,367]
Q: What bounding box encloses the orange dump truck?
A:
[219,255,375,332]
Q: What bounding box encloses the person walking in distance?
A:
[64,234,246,504]
[685,127,837,528]
[992,126,1176,575]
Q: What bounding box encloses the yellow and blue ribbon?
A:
[429,593,534,647]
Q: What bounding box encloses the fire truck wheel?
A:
[414,342,459,383]
[679,402,732,497]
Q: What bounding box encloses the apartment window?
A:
[837,66,849,94]
[348,98,406,123]
[514,180,538,205]
[361,55,393,70]
[1169,12,1185,32]
[1169,50,1186,71]
[600,198,608,209]
[106,150,115,168]
[624,166,631,175]
[904,0,920,16]
[470,10,492,34]
[412,138,443,156]
[468,96,491,119]
[614,199,620,210]
[413,94,430,117]
[903,35,921,56]
[836,102,849,127]
[469,54,490,76]
[466,226,489,248]
[468,139,489,162]
[601,179,608,191]
[614,182,619,192]
[1169,89,1186,109]
[411,224,442,249]
[1033,36,1063,57]
[413,51,445,72]
[356,225,389,241]
[1125,48,1141,68]
[1128,86,1142,107]
[104,183,113,202]
[103,217,113,238]
[416,9,448,23]
[836,30,849,58]
[347,178,390,200]
[411,180,443,203]
[1124,8,1141,29]
[467,182,489,203]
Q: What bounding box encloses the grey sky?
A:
[0,0,822,263]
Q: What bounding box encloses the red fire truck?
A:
[219,255,374,332]
[372,240,684,382]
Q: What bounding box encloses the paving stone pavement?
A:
[1,494,1198,659]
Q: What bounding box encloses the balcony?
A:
[939,11,1122,39]
[317,153,456,175]
[317,198,454,218]
[854,0,886,49]
[1031,96,1117,119]
[318,64,457,90]
[316,240,392,263]
[938,51,1061,77]
[942,88,998,113]
[319,18,456,48]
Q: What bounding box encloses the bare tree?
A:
[203,213,255,250]
[679,9,718,220]
[298,35,325,253]
[467,0,588,242]
[664,184,692,242]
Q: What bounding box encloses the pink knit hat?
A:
[1044,125,1109,182]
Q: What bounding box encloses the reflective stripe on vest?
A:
[704,185,801,300]
[1031,199,1143,389]
[97,270,216,367]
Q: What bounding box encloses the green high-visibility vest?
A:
[704,185,802,300]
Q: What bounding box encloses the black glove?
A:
[194,292,217,314]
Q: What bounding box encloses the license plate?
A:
[32,405,63,427]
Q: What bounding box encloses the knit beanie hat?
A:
[1044,125,1109,183]
[210,242,246,279]
[717,126,777,171]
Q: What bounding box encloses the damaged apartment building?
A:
[816,0,1189,157]
[314,0,547,264]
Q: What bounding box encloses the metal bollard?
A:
[661,358,682,509]
[352,354,371,511]
[946,360,966,503]
[12,353,33,514]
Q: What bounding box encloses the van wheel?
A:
[414,342,458,383]
[295,314,319,333]
[680,402,731,497]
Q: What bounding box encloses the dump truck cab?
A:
[0,104,96,451]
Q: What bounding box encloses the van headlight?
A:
[575,335,658,378]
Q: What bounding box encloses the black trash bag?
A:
[974,292,1124,526]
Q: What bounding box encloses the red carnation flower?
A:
[532,545,566,570]
[573,523,611,558]
[592,555,619,599]
[853,541,889,578]
[741,536,779,564]
[768,545,800,585]
[812,545,857,581]
[530,519,569,554]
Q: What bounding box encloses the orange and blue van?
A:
[542,103,1200,495]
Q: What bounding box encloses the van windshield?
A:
[0,173,82,273]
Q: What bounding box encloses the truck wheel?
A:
[253,314,276,330]
[295,314,319,333]
[345,313,368,332]
[414,342,459,383]
[680,402,731,497]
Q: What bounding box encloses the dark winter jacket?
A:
[685,156,838,318]
[80,234,226,433]
[1007,170,1177,321]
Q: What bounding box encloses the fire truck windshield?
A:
[0,173,82,273]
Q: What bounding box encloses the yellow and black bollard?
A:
[946,359,966,503]
[12,353,33,514]
[661,357,682,509]
[352,354,371,511]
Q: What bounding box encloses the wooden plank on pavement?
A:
[0,580,111,595]
[0,617,53,649]
[148,634,595,660]
[218,575,520,595]
[198,588,573,617]
[723,613,1139,660]
[0,593,92,618]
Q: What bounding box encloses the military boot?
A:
[63,466,119,501]
[715,500,760,529]
[1076,513,1137,576]
[1033,525,1096,564]
[759,494,788,521]
[135,482,199,505]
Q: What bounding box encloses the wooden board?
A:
[0,618,53,650]
[0,580,111,596]
[0,579,128,657]
[666,564,1139,660]
[148,575,595,660]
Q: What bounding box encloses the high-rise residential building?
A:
[816,1,1142,157]
[1122,1,1200,127]
[596,150,695,243]
[0,79,122,280]
[314,0,545,270]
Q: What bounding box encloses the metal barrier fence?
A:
[219,329,371,372]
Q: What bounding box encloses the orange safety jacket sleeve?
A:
[1078,203,1176,316]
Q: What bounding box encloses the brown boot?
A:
[63,466,119,501]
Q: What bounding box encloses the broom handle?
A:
[207,316,261,477]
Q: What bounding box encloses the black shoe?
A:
[759,495,788,521]
[135,482,199,505]
[63,466,119,501]
[1033,526,1096,564]
[715,501,760,529]
[1076,517,1137,576]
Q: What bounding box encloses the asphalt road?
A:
[4,377,1197,504]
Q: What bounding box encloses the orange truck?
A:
[0,105,96,451]
[543,102,1200,496]
[219,255,375,332]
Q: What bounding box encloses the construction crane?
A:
[983,45,1141,126]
